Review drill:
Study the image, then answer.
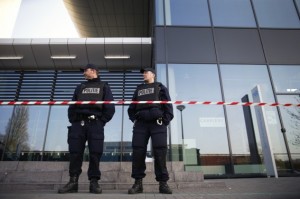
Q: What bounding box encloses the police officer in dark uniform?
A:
[58,64,115,194]
[127,67,174,194]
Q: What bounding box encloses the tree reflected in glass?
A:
[4,106,29,160]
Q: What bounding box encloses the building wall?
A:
[153,0,300,177]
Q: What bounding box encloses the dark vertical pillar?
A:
[242,94,261,164]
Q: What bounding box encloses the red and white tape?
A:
[0,100,299,107]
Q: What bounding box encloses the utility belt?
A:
[135,108,163,122]
[75,114,99,127]
[136,117,163,126]
[76,114,98,121]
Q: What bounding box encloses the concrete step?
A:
[0,161,212,192]
[0,181,226,192]
[0,162,185,172]
[0,170,204,183]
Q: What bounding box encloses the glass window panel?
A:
[102,106,122,162]
[155,0,164,25]
[122,105,133,162]
[221,64,290,174]
[277,95,300,172]
[165,0,210,26]
[3,106,49,161]
[156,64,173,162]
[296,0,300,15]
[0,106,14,160]
[166,64,230,175]
[210,0,256,27]
[252,0,300,28]
[43,106,69,161]
[270,65,300,172]
[156,64,167,86]
[270,65,300,94]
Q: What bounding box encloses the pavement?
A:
[1,177,300,199]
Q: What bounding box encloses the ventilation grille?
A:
[18,71,55,101]
[0,70,143,101]
[0,71,21,101]
[53,72,83,101]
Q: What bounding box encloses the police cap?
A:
[80,63,98,72]
[140,67,155,74]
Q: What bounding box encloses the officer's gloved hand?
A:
[162,118,170,126]
[100,116,107,126]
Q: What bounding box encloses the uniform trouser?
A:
[68,119,105,180]
[131,120,169,182]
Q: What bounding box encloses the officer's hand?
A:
[162,118,170,126]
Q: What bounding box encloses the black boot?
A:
[128,179,143,194]
[58,176,78,194]
[159,181,172,194]
[89,178,102,194]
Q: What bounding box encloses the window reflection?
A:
[155,0,164,25]
[221,64,289,174]
[270,65,300,94]
[165,0,210,26]
[43,106,70,161]
[210,0,256,27]
[0,106,14,160]
[296,0,300,16]
[252,0,300,28]
[123,105,134,162]
[156,64,167,86]
[166,64,230,175]
[102,106,122,162]
[272,65,300,172]
[277,95,300,172]
[157,64,172,161]
[4,106,30,161]
[3,106,49,161]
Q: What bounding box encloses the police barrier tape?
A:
[0,100,299,107]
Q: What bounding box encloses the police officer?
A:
[58,64,115,194]
[127,67,174,194]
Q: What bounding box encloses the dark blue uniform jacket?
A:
[68,78,115,124]
[128,83,173,125]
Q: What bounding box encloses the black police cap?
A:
[80,64,98,72]
[140,67,155,74]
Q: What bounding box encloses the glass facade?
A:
[153,0,300,177]
[156,0,300,28]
